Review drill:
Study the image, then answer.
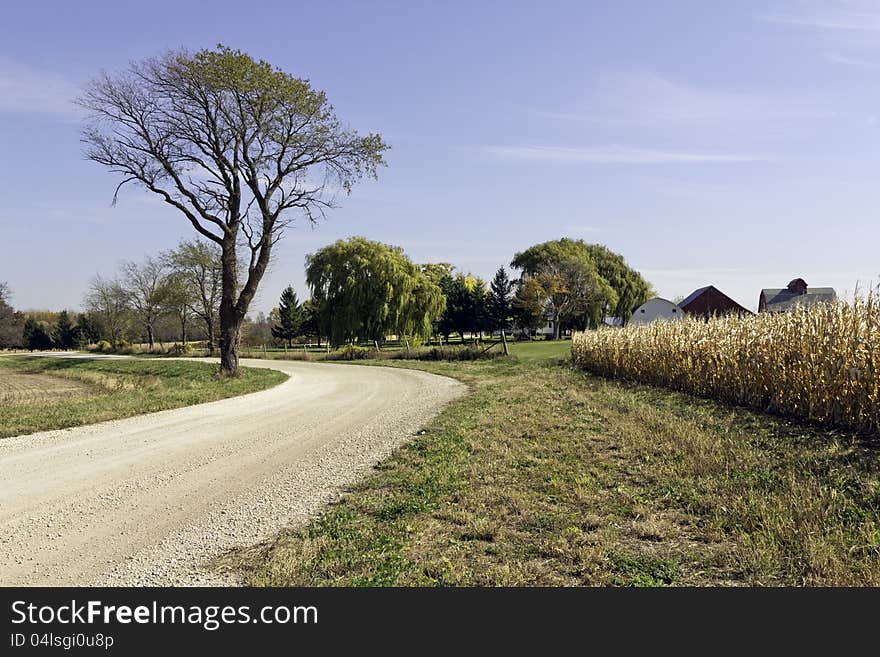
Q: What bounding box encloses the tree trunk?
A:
[219,310,241,375]
[206,317,215,354]
[147,325,155,350]
[218,241,241,376]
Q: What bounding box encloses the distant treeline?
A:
[0,237,652,351]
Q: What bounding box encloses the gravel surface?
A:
[0,358,465,586]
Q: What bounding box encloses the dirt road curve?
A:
[0,358,464,586]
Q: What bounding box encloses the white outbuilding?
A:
[630,297,684,325]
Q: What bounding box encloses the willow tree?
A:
[306,237,444,346]
[79,46,387,374]
[583,244,652,324]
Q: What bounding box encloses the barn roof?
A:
[679,286,710,308]
[679,285,750,313]
[760,287,836,311]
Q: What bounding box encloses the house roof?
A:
[760,287,836,311]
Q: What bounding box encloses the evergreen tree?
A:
[76,313,102,346]
[436,272,488,342]
[486,267,514,332]
[299,300,323,346]
[54,310,79,350]
[23,318,54,351]
[271,286,303,347]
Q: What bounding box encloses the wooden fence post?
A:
[501,330,509,355]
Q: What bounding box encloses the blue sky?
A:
[1,0,879,314]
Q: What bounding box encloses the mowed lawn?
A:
[235,339,880,586]
[0,356,287,439]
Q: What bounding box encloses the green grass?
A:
[230,343,880,586]
[0,356,287,438]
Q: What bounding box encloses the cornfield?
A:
[571,296,880,433]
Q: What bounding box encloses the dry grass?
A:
[0,356,286,438]
[0,372,94,405]
[572,297,880,433]
[230,348,880,586]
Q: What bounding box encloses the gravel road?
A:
[0,358,465,586]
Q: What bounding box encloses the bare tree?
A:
[121,256,168,350]
[157,271,194,345]
[84,276,129,348]
[163,239,223,353]
[0,282,25,349]
[79,46,387,374]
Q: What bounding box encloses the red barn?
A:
[679,285,752,319]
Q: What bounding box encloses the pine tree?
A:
[487,267,513,332]
[23,318,54,351]
[54,310,79,350]
[271,286,303,347]
[76,313,101,346]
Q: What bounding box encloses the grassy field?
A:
[0,356,287,439]
[232,338,880,586]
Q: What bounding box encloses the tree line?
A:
[0,236,651,352]
[268,236,652,348]
[0,239,222,351]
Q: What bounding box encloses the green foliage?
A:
[167,343,192,356]
[271,286,304,347]
[486,267,514,332]
[95,340,112,352]
[298,299,322,344]
[420,263,454,287]
[306,237,445,346]
[583,244,652,323]
[511,238,648,332]
[54,310,80,350]
[437,272,488,340]
[22,318,54,351]
[75,313,101,346]
[511,280,545,335]
[335,344,370,360]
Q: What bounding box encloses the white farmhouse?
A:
[630,297,684,325]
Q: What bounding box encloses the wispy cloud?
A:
[760,1,880,32]
[532,71,829,125]
[0,58,80,116]
[823,51,880,67]
[484,145,766,165]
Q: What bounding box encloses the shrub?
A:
[333,344,371,360]
[571,297,880,433]
[94,340,112,352]
[167,343,192,356]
